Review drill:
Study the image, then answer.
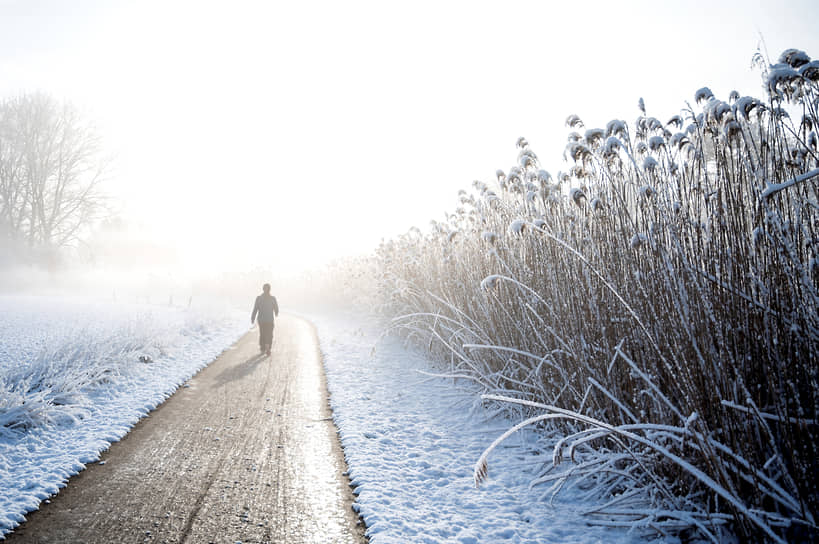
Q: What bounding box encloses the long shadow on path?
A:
[213,351,265,386]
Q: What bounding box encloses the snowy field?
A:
[313,312,643,544]
[2,295,643,542]
[0,295,249,537]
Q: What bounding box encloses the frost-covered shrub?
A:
[376,48,819,543]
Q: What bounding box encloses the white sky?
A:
[1,0,818,278]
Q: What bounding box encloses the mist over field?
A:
[2,0,817,298]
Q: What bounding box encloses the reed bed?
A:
[375,49,819,542]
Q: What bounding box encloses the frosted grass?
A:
[0,295,248,536]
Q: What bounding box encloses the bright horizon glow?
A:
[1,0,818,281]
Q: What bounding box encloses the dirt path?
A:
[7,315,367,544]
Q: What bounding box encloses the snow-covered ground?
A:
[1,296,642,542]
[0,295,248,537]
[313,312,643,544]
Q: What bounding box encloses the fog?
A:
[1,0,818,304]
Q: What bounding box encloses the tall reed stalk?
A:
[376,48,819,542]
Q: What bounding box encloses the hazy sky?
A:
[1,0,818,277]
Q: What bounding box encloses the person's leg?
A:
[258,323,266,352]
[260,322,273,354]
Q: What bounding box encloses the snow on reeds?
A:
[376,48,818,542]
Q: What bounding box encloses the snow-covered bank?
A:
[0,295,248,537]
[313,312,644,544]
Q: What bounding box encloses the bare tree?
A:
[0,92,107,257]
[0,100,27,241]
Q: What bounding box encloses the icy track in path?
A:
[0,295,249,537]
[312,312,643,544]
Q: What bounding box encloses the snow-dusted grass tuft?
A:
[376,47,819,542]
[1,315,170,435]
[0,295,248,537]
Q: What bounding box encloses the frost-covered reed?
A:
[376,48,818,543]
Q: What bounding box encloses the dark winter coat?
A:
[251,293,279,323]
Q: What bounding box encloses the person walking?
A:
[251,283,279,356]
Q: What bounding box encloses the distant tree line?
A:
[0,92,106,263]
